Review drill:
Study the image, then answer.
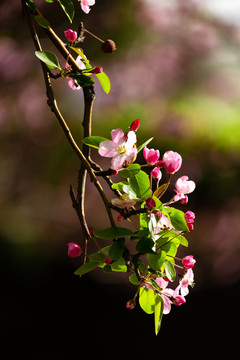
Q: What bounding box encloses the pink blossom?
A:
[174,176,196,203]
[182,255,196,270]
[150,213,173,241]
[143,146,160,165]
[173,295,186,306]
[98,128,137,170]
[162,150,182,174]
[111,194,136,208]
[66,56,86,90]
[178,269,194,296]
[64,29,77,43]
[129,119,140,132]
[152,167,162,181]
[184,210,195,224]
[79,0,95,14]
[68,242,82,257]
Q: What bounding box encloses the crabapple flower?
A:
[111,194,136,208]
[174,176,196,203]
[178,268,194,296]
[98,128,137,170]
[126,300,135,310]
[79,0,95,14]
[162,150,182,174]
[152,167,162,181]
[66,56,86,90]
[143,146,160,165]
[173,295,186,306]
[64,29,77,43]
[129,119,140,132]
[68,242,82,257]
[182,255,196,270]
[150,213,173,241]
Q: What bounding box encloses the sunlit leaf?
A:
[164,259,176,282]
[139,287,155,314]
[164,208,189,232]
[119,164,141,178]
[69,47,89,61]
[147,251,166,271]
[154,295,164,335]
[153,183,168,199]
[110,257,127,272]
[129,170,151,200]
[137,138,154,153]
[96,71,111,94]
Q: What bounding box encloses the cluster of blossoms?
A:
[69,119,196,332]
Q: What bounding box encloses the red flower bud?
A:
[92,66,103,74]
[68,242,82,257]
[104,257,112,264]
[64,29,77,43]
[129,119,140,132]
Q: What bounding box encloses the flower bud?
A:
[152,167,162,181]
[187,223,194,231]
[182,255,196,270]
[101,39,116,53]
[184,210,195,224]
[126,300,135,310]
[162,151,182,174]
[104,257,112,264]
[68,242,82,257]
[129,119,140,132]
[91,66,103,74]
[117,214,124,221]
[143,146,160,165]
[145,197,156,209]
[64,29,77,43]
[111,169,118,175]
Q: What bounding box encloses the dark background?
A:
[1,0,240,358]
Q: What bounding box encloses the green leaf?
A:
[34,15,50,29]
[58,0,75,23]
[129,273,141,285]
[164,260,176,282]
[137,138,154,153]
[110,257,127,272]
[26,0,37,12]
[103,264,112,273]
[139,287,155,314]
[165,208,189,232]
[119,164,141,178]
[147,251,166,271]
[109,238,125,261]
[129,170,151,201]
[82,136,109,149]
[45,0,55,3]
[35,50,61,70]
[94,227,133,239]
[96,71,111,94]
[161,241,178,257]
[70,74,95,87]
[111,181,128,191]
[136,237,154,254]
[154,295,164,335]
[74,260,100,275]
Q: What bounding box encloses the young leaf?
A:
[70,74,94,87]
[165,208,189,232]
[45,0,55,3]
[154,295,164,335]
[82,136,109,149]
[58,0,75,23]
[119,164,141,179]
[137,138,154,153]
[147,251,166,271]
[153,183,168,199]
[164,260,176,282]
[34,15,50,29]
[129,171,151,201]
[93,227,133,239]
[129,273,141,285]
[139,287,155,314]
[74,260,100,275]
[35,51,61,70]
[96,71,111,94]
[110,257,127,272]
[109,238,125,261]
